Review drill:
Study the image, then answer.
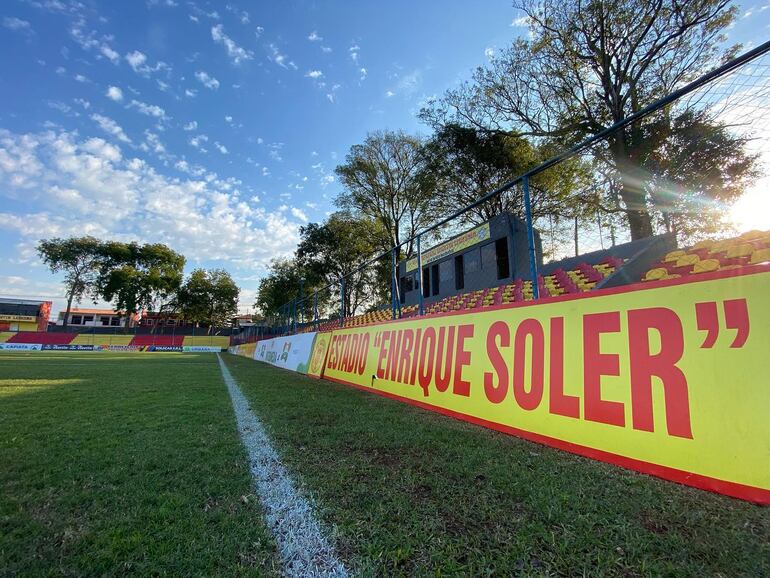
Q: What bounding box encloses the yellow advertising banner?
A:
[0,314,36,322]
[320,267,770,504]
[307,332,331,378]
[405,223,490,272]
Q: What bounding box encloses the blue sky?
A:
[0,0,768,315]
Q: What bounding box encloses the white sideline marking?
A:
[217,354,349,578]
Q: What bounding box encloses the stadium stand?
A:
[640,230,770,282]
[6,332,75,344]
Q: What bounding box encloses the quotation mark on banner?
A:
[695,299,750,349]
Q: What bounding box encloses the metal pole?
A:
[416,234,424,316]
[523,176,539,299]
[313,291,318,329]
[391,248,397,320]
[339,278,345,327]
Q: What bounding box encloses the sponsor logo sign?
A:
[0,343,42,350]
[182,346,224,352]
[321,268,770,504]
[0,314,37,322]
[405,223,490,272]
[42,344,95,351]
[148,346,183,352]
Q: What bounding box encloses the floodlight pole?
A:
[522,176,539,299]
[417,234,424,316]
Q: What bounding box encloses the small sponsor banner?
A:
[0,314,37,322]
[0,343,42,350]
[254,332,317,374]
[42,344,95,351]
[94,345,148,352]
[148,345,183,352]
[182,346,224,352]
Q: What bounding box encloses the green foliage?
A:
[335,130,439,258]
[422,0,745,240]
[36,236,103,326]
[255,258,310,320]
[96,241,185,317]
[177,268,240,328]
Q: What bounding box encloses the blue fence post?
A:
[417,233,424,316]
[339,278,345,327]
[391,248,397,320]
[313,291,318,329]
[522,175,540,299]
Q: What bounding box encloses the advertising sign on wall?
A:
[405,223,490,272]
[182,346,225,352]
[254,332,318,374]
[0,343,42,350]
[320,267,770,504]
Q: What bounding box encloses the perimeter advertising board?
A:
[254,332,318,374]
[320,267,770,504]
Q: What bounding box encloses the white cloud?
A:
[183,120,198,131]
[214,141,228,154]
[185,88,197,98]
[360,67,367,80]
[189,134,209,151]
[290,207,308,221]
[211,24,253,64]
[511,15,530,27]
[224,115,233,123]
[484,47,495,59]
[91,113,131,143]
[128,99,168,121]
[255,25,264,37]
[321,45,332,53]
[106,85,123,102]
[125,50,170,76]
[195,70,220,89]
[100,45,120,63]
[349,43,360,63]
[3,16,33,35]
[305,69,323,79]
[385,90,395,98]
[267,43,297,70]
[74,73,88,83]
[307,30,322,42]
[0,128,302,267]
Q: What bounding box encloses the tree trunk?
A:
[63,292,74,330]
[612,137,655,241]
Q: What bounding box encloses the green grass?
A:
[0,352,278,577]
[223,354,770,577]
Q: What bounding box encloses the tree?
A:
[335,130,438,258]
[422,124,594,228]
[96,242,185,323]
[254,259,309,322]
[296,211,387,317]
[37,236,103,329]
[422,0,741,240]
[178,269,239,331]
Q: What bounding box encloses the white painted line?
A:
[217,354,349,578]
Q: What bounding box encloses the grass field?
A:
[2,352,768,577]
[0,352,278,577]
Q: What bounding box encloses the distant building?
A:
[397,213,543,307]
[56,307,138,328]
[232,314,261,328]
[0,297,52,331]
[138,311,196,329]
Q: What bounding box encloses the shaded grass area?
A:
[0,352,278,577]
[224,354,770,577]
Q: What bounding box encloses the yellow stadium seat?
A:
[643,268,668,282]
[750,248,770,265]
[691,239,715,250]
[691,259,720,274]
[725,243,753,259]
[664,250,686,262]
[675,254,700,267]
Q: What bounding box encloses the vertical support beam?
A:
[391,248,397,320]
[339,278,345,327]
[522,176,540,299]
[416,234,424,316]
[313,291,318,329]
[299,279,304,327]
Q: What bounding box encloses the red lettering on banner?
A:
[357,333,369,375]
[397,329,414,383]
[387,330,403,382]
[513,319,544,411]
[549,317,579,418]
[583,311,625,427]
[418,327,436,395]
[376,331,390,379]
[484,321,509,403]
[435,326,455,392]
[628,308,693,438]
[452,324,474,396]
[409,328,422,386]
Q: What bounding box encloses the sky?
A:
[0,0,768,316]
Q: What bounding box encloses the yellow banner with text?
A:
[320,268,770,504]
